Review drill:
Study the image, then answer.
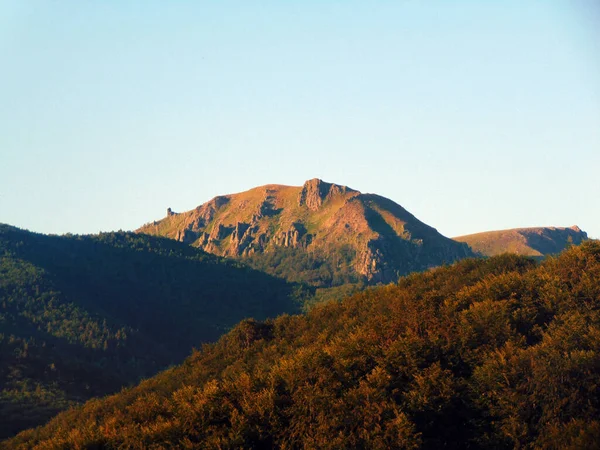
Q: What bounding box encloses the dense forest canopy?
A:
[0,224,303,438]
[6,241,599,449]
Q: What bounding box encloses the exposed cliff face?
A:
[297,178,356,211]
[138,179,473,285]
[453,225,588,258]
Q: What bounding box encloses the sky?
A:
[1,1,599,239]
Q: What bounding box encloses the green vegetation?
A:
[0,224,302,438]
[6,241,599,449]
[245,244,361,287]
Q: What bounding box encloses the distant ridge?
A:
[138,179,473,285]
[453,225,588,257]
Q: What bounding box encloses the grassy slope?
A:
[454,226,588,258]
[6,242,600,449]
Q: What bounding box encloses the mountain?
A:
[138,178,473,286]
[0,224,302,438]
[454,225,588,258]
[7,242,600,449]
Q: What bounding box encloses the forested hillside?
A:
[0,224,302,438]
[7,241,599,449]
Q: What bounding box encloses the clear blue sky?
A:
[1,1,599,238]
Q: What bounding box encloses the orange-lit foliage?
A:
[5,242,600,449]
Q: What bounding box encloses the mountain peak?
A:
[138,180,471,285]
[297,178,357,211]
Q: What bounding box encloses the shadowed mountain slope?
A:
[0,224,302,438]
[138,179,473,286]
[6,242,600,449]
[454,225,588,258]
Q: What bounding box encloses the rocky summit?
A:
[138,179,472,285]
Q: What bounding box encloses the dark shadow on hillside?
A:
[524,228,587,256]
[0,225,305,438]
[1,225,303,360]
[0,312,156,439]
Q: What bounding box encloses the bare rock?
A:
[298,179,329,211]
[210,223,232,241]
[230,222,256,256]
[298,178,356,211]
[175,228,197,244]
[273,223,311,248]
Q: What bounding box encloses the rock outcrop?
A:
[272,223,311,249]
[297,179,356,211]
